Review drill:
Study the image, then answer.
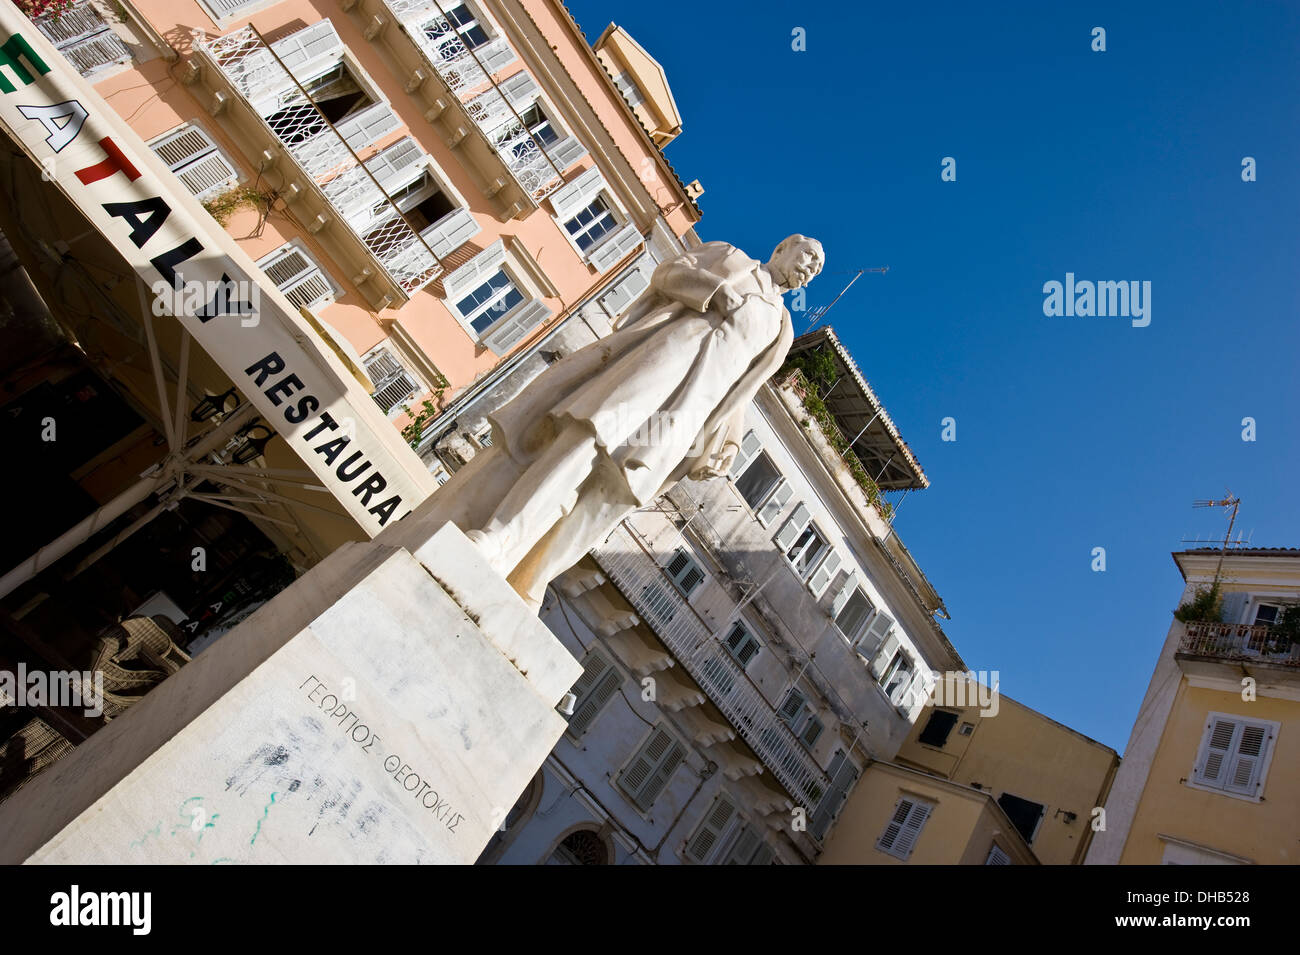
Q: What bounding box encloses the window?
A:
[958,721,975,737]
[877,797,931,860]
[986,845,1012,865]
[835,589,876,644]
[618,725,685,811]
[684,794,773,865]
[267,59,375,144]
[665,548,705,597]
[810,750,860,840]
[777,687,823,746]
[503,103,560,160]
[997,792,1045,844]
[1253,603,1282,626]
[918,710,959,748]
[723,621,760,668]
[1191,713,1277,799]
[150,124,239,201]
[474,428,494,448]
[734,451,781,511]
[786,524,828,580]
[421,2,490,54]
[721,825,775,865]
[878,648,913,703]
[256,243,336,310]
[363,344,422,414]
[564,196,620,252]
[566,648,623,739]
[858,609,896,659]
[455,269,526,336]
[35,0,132,79]
[389,171,457,235]
[546,829,609,865]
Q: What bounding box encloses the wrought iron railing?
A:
[1179,620,1300,666]
[197,27,442,295]
[383,0,579,202]
[592,523,832,812]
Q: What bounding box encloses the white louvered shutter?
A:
[442,240,509,299]
[272,21,344,80]
[151,125,238,199]
[778,688,806,724]
[869,629,900,678]
[860,610,896,659]
[620,727,684,811]
[544,135,588,172]
[548,166,604,221]
[894,801,931,857]
[757,480,793,526]
[724,826,762,865]
[203,0,260,16]
[1194,716,1238,788]
[422,208,482,258]
[986,845,1011,865]
[475,36,517,75]
[729,430,762,478]
[468,71,540,131]
[334,102,402,152]
[685,794,737,863]
[589,222,644,273]
[773,503,811,552]
[807,550,842,598]
[1225,723,1270,795]
[481,299,551,356]
[365,137,427,193]
[878,798,913,854]
[259,245,334,309]
[599,254,653,317]
[829,571,859,618]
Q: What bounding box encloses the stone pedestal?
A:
[0,524,581,864]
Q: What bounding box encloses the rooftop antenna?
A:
[1188,491,1242,583]
[804,267,888,331]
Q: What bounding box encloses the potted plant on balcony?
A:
[1173,580,1224,623]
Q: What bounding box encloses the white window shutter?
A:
[598,254,653,317]
[365,137,427,193]
[442,239,509,300]
[335,102,402,152]
[567,649,623,739]
[422,207,482,258]
[860,610,896,658]
[151,125,238,200]
[272,20,344,80]
[620,727,684,811]
[878,798,913,854]
[729,430,762,477]
[807,550,842,598]
[549,166,605,221]
[258,244,334,310]
[778,688,806,723]
[830,571,858,618]
[685,794,736,863]
[725,826,762,864]
[544,136,588,172]
[588,222,644,273]
[1194,717,1238,788]
[481,299,550,356]
[773,503,811,552]
[757,480,793,526]
[1225,723,1270,795]
[869,630,900,678]
[986,845,1011,865]
[475,36,518,75]
[468,71,540,131]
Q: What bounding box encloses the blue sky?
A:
[566,0,1300,751]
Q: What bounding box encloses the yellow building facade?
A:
[1088,548,1300,865]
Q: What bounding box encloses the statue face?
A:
[770,237,824,290]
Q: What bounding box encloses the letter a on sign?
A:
[18,100,87,152]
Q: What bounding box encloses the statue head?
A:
[768,235,824,292]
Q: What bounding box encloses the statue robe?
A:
[488,241,795,506]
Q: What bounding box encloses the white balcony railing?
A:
[1179,620,1300,667]
[592,523,833,812]
[197,26,442,296]
[383,0,585,202]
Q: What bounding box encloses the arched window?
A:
[547,829,609,865]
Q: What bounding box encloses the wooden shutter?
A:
[567,649,623,739]
[335,102,402,152]
[667,549,704,596]
[878,798,913,853]
[986,845,1011,865]
[757,480,792,526]
[684,793,736,863]
[778,687,807,723]
[869,629,900,678]
[202,0,259,16]
[860,610,896,659]
[729,430,762,478]
[724,826,762,865]
[830,571,859,618]
[548,165,605,221]
[880,799,931,858]
[807,550,842,598]
[598,254,653,317]
[544,135,588,172]
[773,503,811,552]
[481,299,551,356]
[726,623,760,667]
[151,125,238,200]
[365,137,427,194]
[272,20,344,80]
[475,36,518,75]
[800,717,824,746]
[1225,722,1271,795]
[422,207,482,258]
[1194,716,1238,788]
[258,245,334,309]
[588,222,644,273]
[620,726,685,811]
[442,239,509,299]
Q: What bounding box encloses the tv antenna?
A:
[1186,492,1244,582]
[805,267,888,330]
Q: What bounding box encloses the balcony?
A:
[371,0,588,210]
[591,523,833,812]
[1175,619,1300,687]
[195,24,444,306]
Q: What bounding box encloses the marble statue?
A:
[434,234,824,610]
